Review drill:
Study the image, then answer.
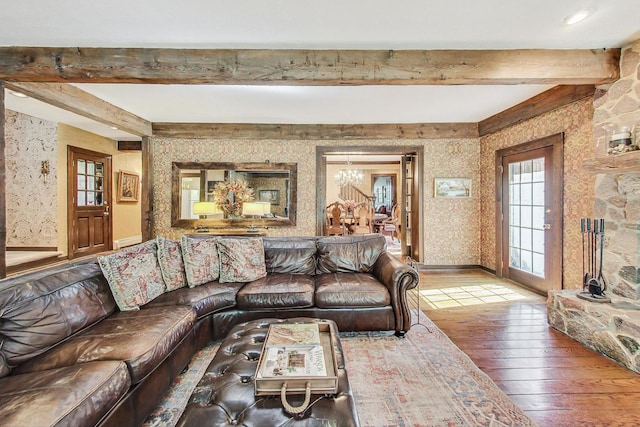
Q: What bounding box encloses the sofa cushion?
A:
[0,361,130,427]
[144,281,244,317]
[14,306,196,385]
[98,240,166,311]
[314,273,391,308]
[236,273,314,309]
[217,237,267,283]
[181,235,220,287]
[0,262,116,372]
[263,237,317,275]
[316,234,386,274]
[157,236,187,291]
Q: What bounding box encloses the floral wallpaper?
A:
[424,139,481,265]
[150,137,481,266]
[480,98,595,289]
[151,138,317,241]
[4,110,58,247]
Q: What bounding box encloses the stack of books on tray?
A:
[255,322,338,396]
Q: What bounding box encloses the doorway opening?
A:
[316,146,424,263]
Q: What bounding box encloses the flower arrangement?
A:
[211,179,255,217]
[343,200,356,213]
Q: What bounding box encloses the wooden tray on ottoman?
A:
[255,320,339,397]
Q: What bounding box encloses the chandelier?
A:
[334,157,363,187]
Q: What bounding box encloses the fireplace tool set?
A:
[579,218,610,302]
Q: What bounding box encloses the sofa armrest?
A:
[371,252,419,334]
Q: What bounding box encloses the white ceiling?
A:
[2,0,640,141]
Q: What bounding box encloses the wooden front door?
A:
[496,134,564,293]
[68,147,112,259]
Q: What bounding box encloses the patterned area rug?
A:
[144,311,535,426]
[143,343,219,427]
[342,311,535,426]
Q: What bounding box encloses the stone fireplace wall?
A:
[548,38,640,373]
[592,38,640,299]
[594,173,640,298]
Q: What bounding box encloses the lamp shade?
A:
[242,202,265,217]
[193,201,219,215]
[257,201,271,216]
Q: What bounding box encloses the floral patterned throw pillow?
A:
[98,240,166,311]
[217,237,267,283]
[181,235,220,287]
[156,236,187,291]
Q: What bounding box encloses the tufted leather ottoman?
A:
[178,318,360,427]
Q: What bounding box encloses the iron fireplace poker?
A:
[579,218,610,303]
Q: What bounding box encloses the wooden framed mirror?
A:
[171,161,297,229]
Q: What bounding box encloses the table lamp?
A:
[242,202,271,233]
[193,201,220,232]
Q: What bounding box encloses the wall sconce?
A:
[40,160,50,184]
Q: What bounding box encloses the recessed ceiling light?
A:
[110,126,118,130]
[8,90,28,98]
[564,9,594,25]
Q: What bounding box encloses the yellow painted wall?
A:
[57,124,142,255]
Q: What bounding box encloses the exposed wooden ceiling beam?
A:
[478,85,596,136]
[3,82,152,136]
[152,122,479,139]
[0,47,620,85]
[117,140,142,151]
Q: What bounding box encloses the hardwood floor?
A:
[418,269,640,427]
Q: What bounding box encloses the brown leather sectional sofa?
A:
[0,234,418,427]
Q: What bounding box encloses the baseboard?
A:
[479,265,497,274]
[418,264,496,274]
[114,235,143,249]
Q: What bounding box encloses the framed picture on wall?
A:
[117,170,140,202]
[259,190,280,205]
[434,178,471,198]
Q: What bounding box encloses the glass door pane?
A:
[77,160,104,207]
[508,157,546,278]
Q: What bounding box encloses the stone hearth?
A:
[548,292,640,373]
[548,168,640,373]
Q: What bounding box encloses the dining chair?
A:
[325,201,346,235]
[383,203,401,241]
[352,201,374,234]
